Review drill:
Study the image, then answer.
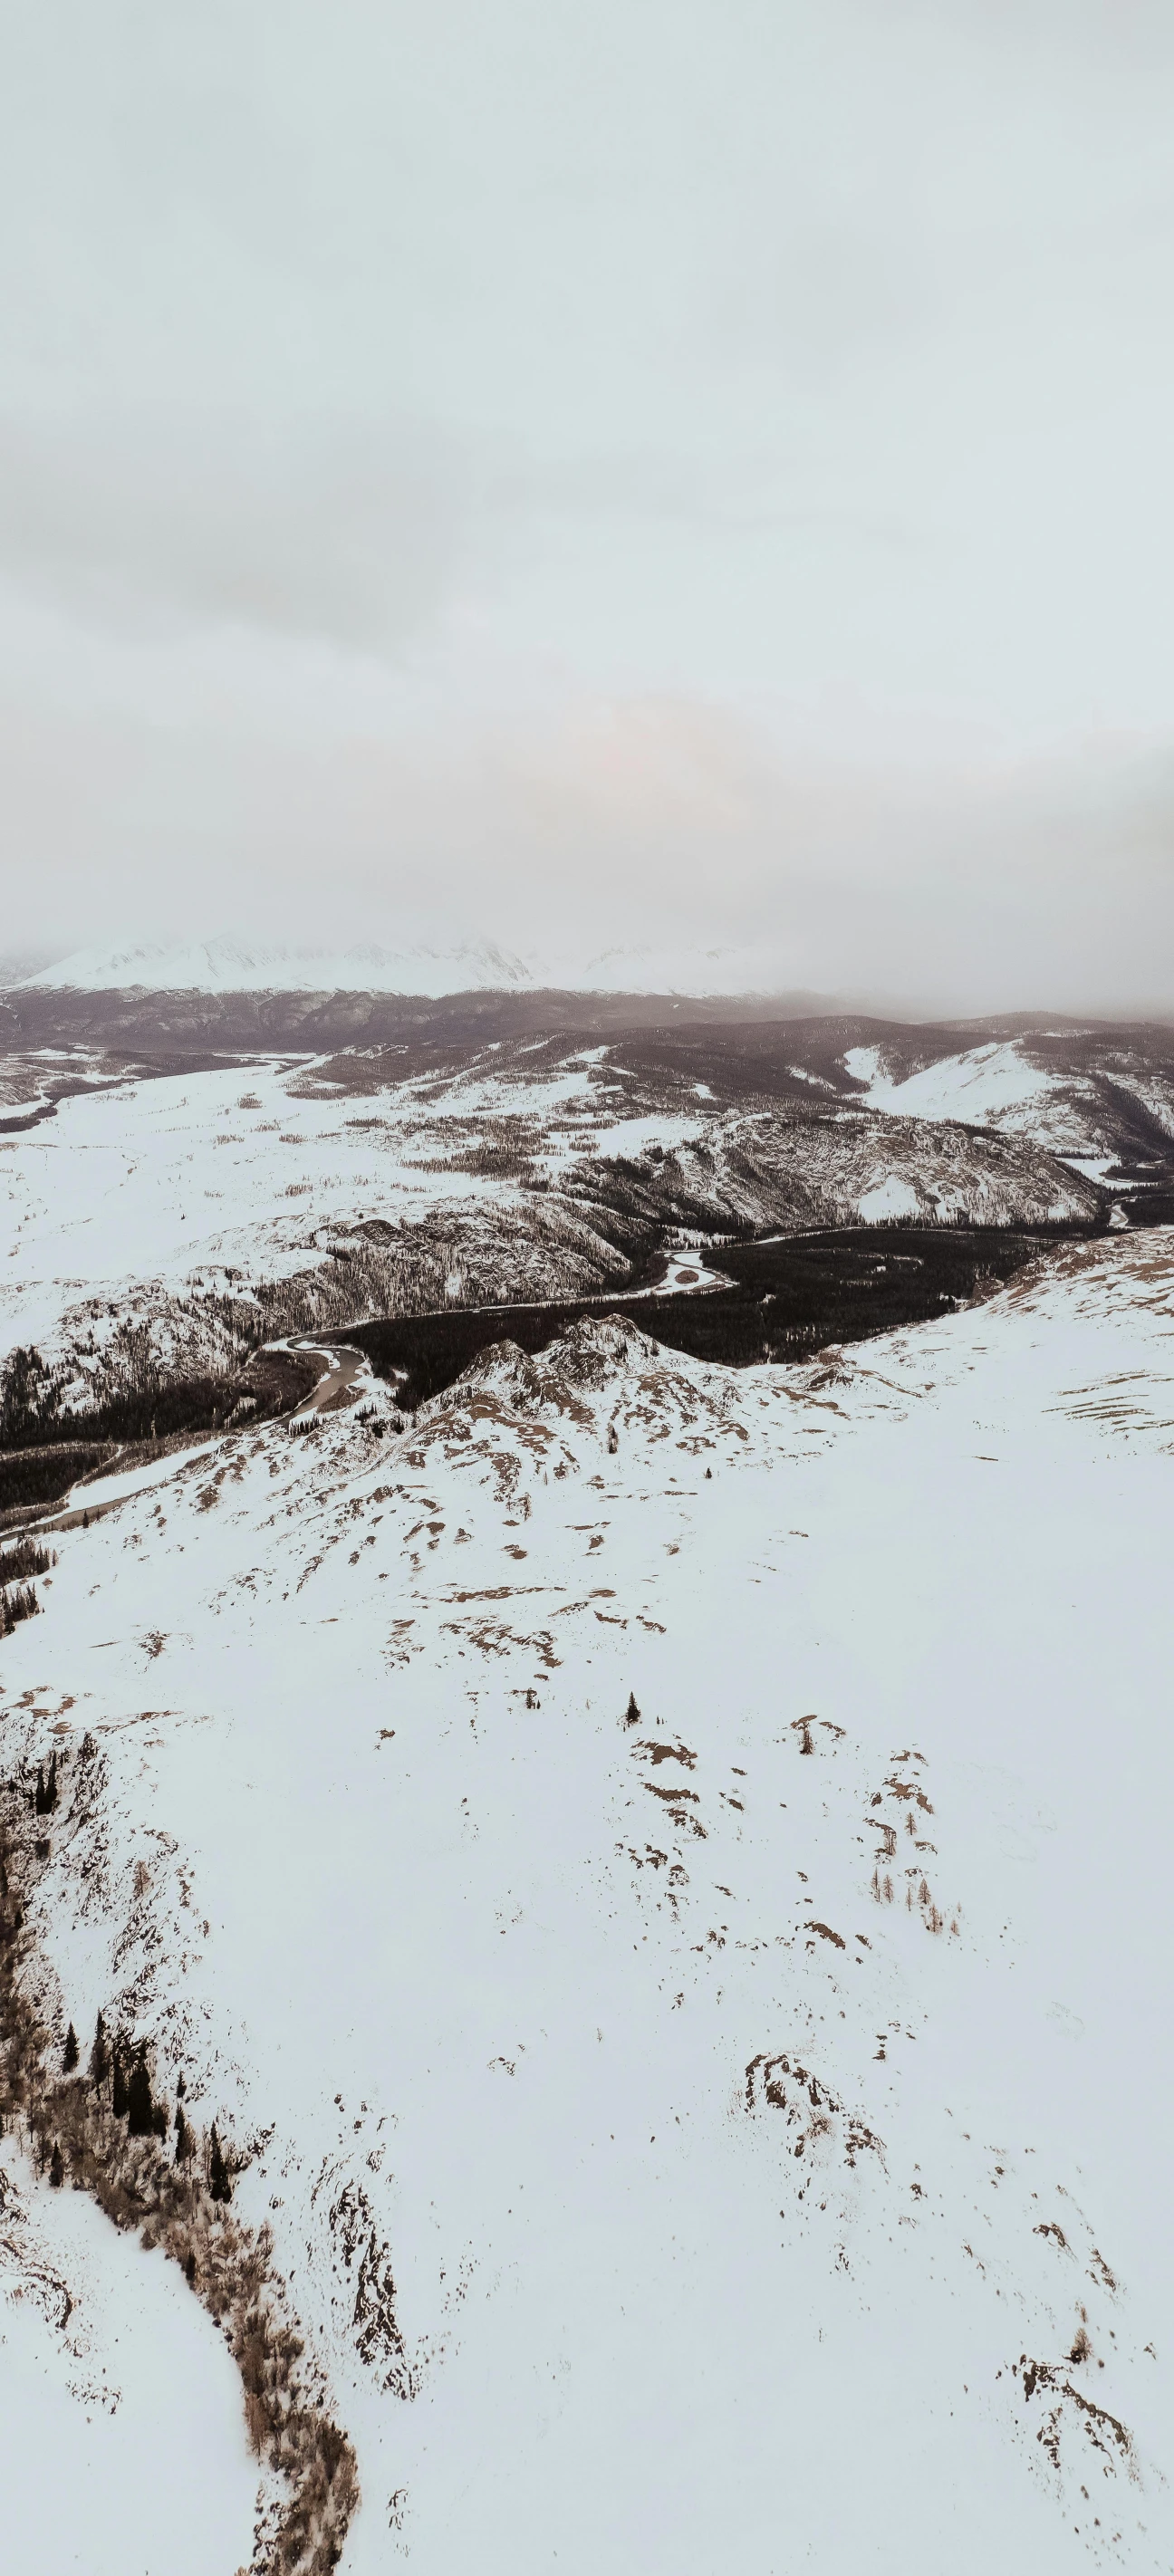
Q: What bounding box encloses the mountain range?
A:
[6,935,840,1002]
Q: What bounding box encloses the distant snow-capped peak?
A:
[17,935,536,997]
[14,932,812,1000]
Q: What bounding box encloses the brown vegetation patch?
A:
[1012,2350,1134,2480]
[744,2052,883,2173]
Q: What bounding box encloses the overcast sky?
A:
[3,0,1174,1008]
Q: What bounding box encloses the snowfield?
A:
[3,1233,1174,2571]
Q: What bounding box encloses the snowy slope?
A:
[0,2140,257,2574]
[843,1037,1174,1166]
[844,1038,1069,1125]
[2,1235,1173,2571]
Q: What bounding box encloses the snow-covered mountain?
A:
[3,1241,1174,2572]
[843,1035,1174,1159]
[12,934,840,1000]
[16,937,538,997]
[831,1032,1174,1190]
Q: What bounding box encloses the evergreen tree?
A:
[127,2047,154,2138]
[175,2104,190,2164]
[176,2070,186,2100]
[49,2141,63,2188]
[0,1343,59,1447]
[34,1764,46,1815]
[34,1753,58,1816]
[207,2124,232,2203]
[624,1692,640,1726]
[111,2043,129,2119]
[90,2011,109,2091]
[63,2022,79,2073]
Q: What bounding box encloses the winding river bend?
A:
[6,1219,1096,1532]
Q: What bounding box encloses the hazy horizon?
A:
[3,3,1174,1014]
[4,930,1174,1030]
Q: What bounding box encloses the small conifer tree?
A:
[90,2011,109,2091]
[207,2124,232,2203]
[127,2047,154,2138]
[624,1692,640,1726]
[63,2023,79,2073]
[49,2141,63,2188]
[111,2043,130,2119]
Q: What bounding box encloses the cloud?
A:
[2,659,1170,1014]
[2,1,1174,1009]
[0,412,483,648]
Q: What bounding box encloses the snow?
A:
[846,1039,1068,1125]
[3,1237,1173,2568]
[58,1439,223,1514]
[842,1037,1174,1167]
[647,1248,734,1294]
[584,1111,706,1159]
[445,1064,595,1116]
[856,1176,922,1220]
[0,2142,257,2574]
[786,1062,836,1089]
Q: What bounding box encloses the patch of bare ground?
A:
[629,1730,707,1836]
[0,1758,358,2575]
[1010,2344,1136,2486]
[743,2052,884,2177]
